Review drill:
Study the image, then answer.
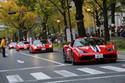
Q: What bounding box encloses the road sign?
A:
[35,17,42,23]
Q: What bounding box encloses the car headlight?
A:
[76,48,87,53]
[107,47,114,51]
[33,46,37,49]
[49,45,52,48]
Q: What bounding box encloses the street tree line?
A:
[0,0,125,41]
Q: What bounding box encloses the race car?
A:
[63,37,117,65]
[8,42,17,49]
[16,42,27,51]
[29,40,46,53]
[23,41,30,49]
[41,40,53,52]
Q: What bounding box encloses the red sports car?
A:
[63,37,117,65]
[29,40,46,53]
[8,42,17,49]
[16,42,27,51]
[23,41,30,49]
[41,40,53,52]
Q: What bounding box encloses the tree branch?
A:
[94,0,104,11]
[47,0,63,15]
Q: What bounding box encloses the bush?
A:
[53,42,71,48]
[111,39,125,49]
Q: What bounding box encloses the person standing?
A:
[0,37,6,57]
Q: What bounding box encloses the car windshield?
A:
[10,42,16,45]
[19,42,25,46]
[33,40,44,46]
[73,38,106,47]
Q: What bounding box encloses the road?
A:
[0,48,125,83]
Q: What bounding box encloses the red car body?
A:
[29,40,46,53]
[63,37,117,65]
[41,40,53,52]
[16,42,27,51]
[8,42,17,49]
[23,41,30,49]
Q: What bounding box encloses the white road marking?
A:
[0,64,71,72]
[77,68,105,74]
[31,72,51,80]
[17,60,24,64]
[101,66,125,72]
[54,70,78,77]
[20,52,65,65]
[46,74,125,83]
[6,74,24,83]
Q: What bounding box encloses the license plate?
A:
[95,54,103,59]
[42,48,46,50]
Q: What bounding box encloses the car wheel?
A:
[63,50,68,63]
[71,52,77,65]
[111,59,117,63]
[16,48,19,51]
[29,47,32,53]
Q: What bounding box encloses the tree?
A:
[73,0,86,37]
[0,0,37,41]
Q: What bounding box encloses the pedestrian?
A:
[0,37,6,57]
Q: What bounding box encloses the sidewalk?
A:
[118,51,125,59]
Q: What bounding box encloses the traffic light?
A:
[8,11,16,14]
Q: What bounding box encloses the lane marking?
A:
[31,72,51,80]
[101,66,125,72]
[54,70,78,77]
[77,68,105,74]
[20,52,65,65]
[45,74,125,83]
[0,64,71,72]
[19,70,124,83]
[17,60,24,64]
[6,74,24,83]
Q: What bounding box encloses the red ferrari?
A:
[16,42,27,51]
[8,42,17,49]
[23,41,30,49]
[41,40,53,52]
[29,40,46,53]
[63,37,117,65]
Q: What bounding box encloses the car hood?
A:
[77,45,113,53]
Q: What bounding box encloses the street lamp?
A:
[86,8,95,33]
[57,19,60,33]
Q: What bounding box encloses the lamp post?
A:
[57,19,60,33]
[86,8,95,33]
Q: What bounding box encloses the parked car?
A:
[16,42,27,51]
[29,40,46,53]
[8,42,17,49]
[63,37,117,65]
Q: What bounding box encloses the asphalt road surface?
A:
[0,48,125,83]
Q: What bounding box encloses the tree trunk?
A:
[73,0,86,37]
[111,1,116,33]
[103,0,110,41]
[63,12,68,41]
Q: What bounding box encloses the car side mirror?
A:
[110,42,114,45]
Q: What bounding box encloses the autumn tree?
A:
[0,0,37,41]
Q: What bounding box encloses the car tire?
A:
[111,59,117,63]
[63,50,68,63]
[71,52,77,65]
[29,47,32,53]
